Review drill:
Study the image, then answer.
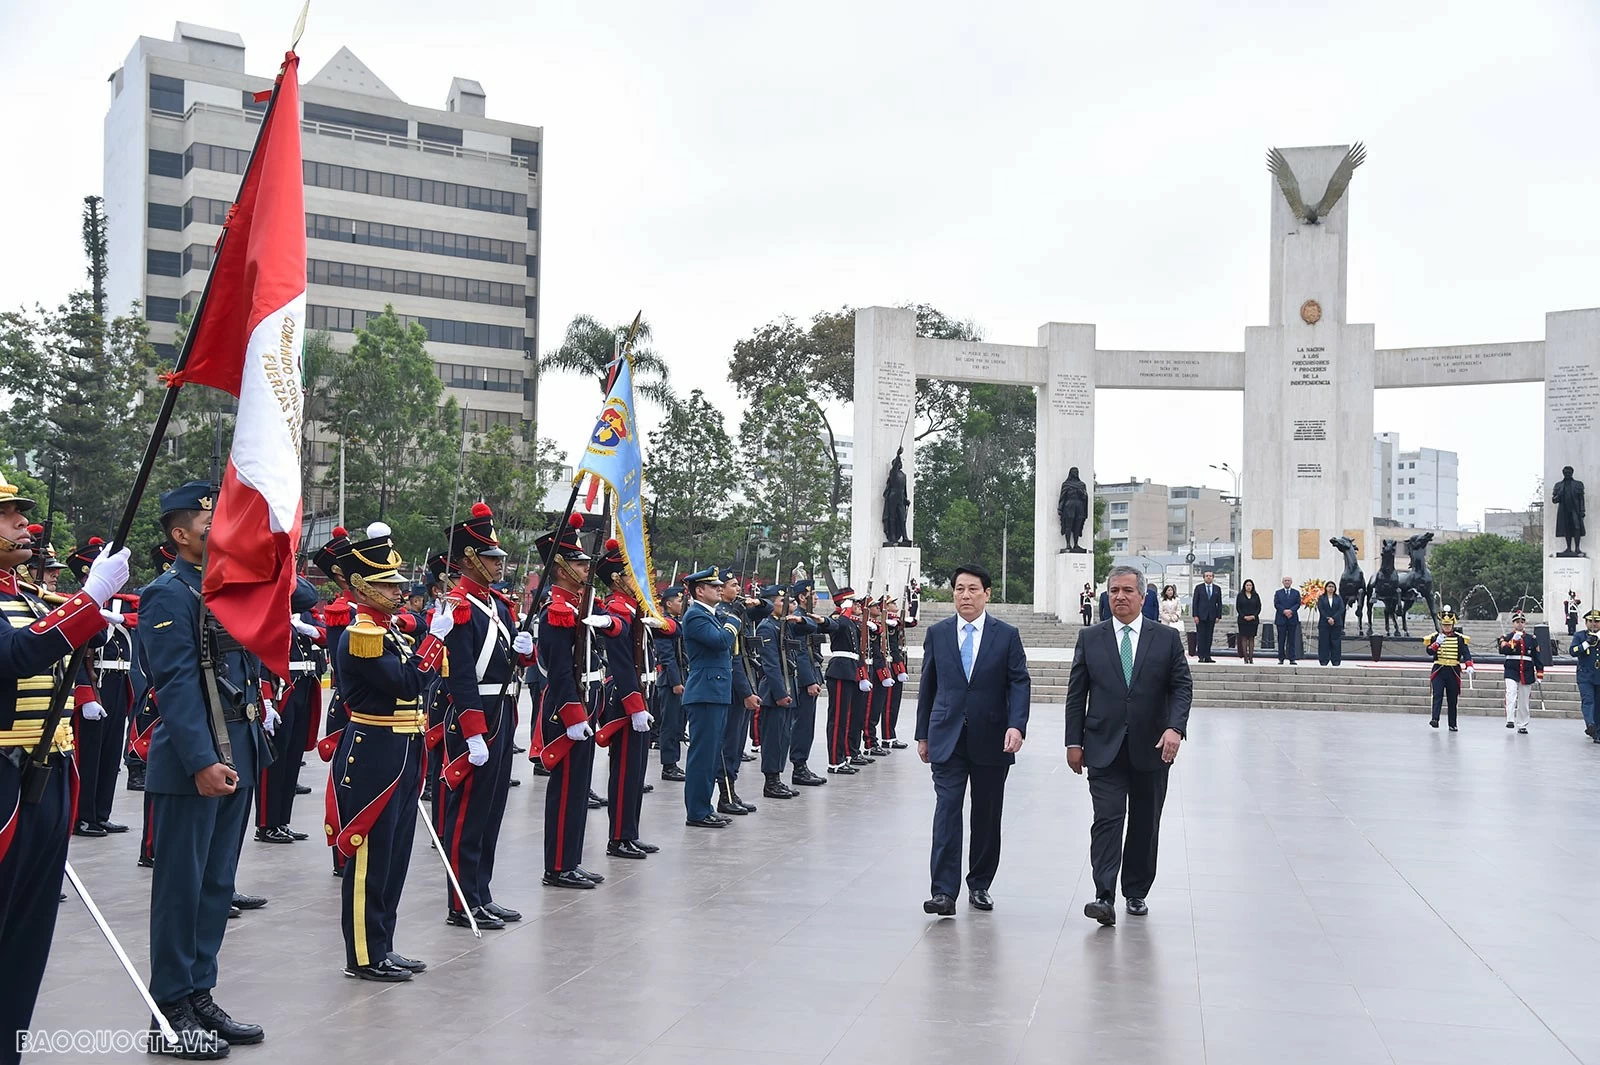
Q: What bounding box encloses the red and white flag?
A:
[174,53,306,679]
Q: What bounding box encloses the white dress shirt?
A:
[956,610,988,673]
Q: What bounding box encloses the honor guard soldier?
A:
[1498,611,1545,735]
[883,595,915,749]
[254,577,325,843]
[655,585,688,781]
[141,481,269,1055]
[717,570,766,816]
[1573,609,1600,742]
[679,567,739,828]
[324,522,448,981]
[0,473,127,1055]
[1424,611,1473,731]
[438,503,529,928]
[66,537,137,836]
[756,586,801,799]
[131,542,176,867]
[785,580,827,787]
[593,539,671,859]
[420,550,454,806]
[820,589,872,774]
[864,596,894,758]
[311,525,353,877]
[533,515,608,888]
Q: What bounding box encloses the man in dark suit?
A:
[1065,565,1191,926]
[1273,577,1301,664]
[915,564,1031,916]
[1191,570,1222,662]
[1098,589,1111,623]
[1316,581,1345,666]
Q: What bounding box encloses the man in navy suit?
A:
[1273,576,1302,664]
[1066,565,1191,926]
[915,564,1031,916]
[1191,570,1222,662]
[678,568,740,828]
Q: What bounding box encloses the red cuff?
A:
[517,650,536,667]
[457,708,487,739]
[660,617,679,635]
[123,612,139,629]
[441,752,474,790]
[557,700,588,728]
[30,591,106,648]
[621,691,646,717]
[414,634,444,673]
[74,684,96,708]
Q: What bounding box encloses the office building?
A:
[1097,477,1233,557]
[1372,433,1459,529]
[104,23,542,509]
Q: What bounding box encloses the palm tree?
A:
[542,313,676,408]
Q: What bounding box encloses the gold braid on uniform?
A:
[346,614,387,658]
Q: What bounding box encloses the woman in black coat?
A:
[1235,579,1261,664]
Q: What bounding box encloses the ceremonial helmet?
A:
[1585,608,1600,624]
[536,513,591,564]
[150,541,177,575]
[1510,610,1527,623]
[312,525,351,583]
[425,549,451,592]
[449,501,508,564]
[0,471,35,513]
[337,522,408,604]
[594,538,628,585]
[66,536,105,582]
[1438,610,1458,625]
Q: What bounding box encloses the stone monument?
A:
[1057,467,1089,553]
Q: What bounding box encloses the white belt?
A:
[476,682,518,696]
[828,652,859,661]
[1504,654,1535,661]
[289,660,320,672]
[581,669,606,683]
[95,660,133,672]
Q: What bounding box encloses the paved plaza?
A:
[33,704,1600,1064]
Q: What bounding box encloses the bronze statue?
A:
[1329,535,1369,636]
[1057,467,1088,553]
[1555,465,1586,557]
[1267,142,1366,224]
[882,447,911,546]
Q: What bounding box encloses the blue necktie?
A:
[960,622,976,680]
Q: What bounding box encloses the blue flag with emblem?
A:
[574,353,662,619]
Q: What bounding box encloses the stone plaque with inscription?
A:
[1251,529,1274,560]
[1298,529,1322,560]
[1342,529,1365,556]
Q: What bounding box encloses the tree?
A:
[737,380,841,581]
[542,313,675,408]
[643,389,739,572]
[1428,535,1544,620]
[459,422,566,568]
[1093,496,1114,585]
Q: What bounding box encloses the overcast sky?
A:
[1,1,1594,527]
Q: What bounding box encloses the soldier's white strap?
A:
[95,659,134,672]
[465,592,511,682]
[828,651,859,661]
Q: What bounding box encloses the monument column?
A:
[1035,323,1097,617]
[852,306,918,594]
[1544,307,1600,613]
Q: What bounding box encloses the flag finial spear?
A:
[291,0,310,52]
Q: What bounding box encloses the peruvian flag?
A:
[175,52,306,680]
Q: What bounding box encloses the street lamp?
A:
[337,408,356,531]
[1209,462,1242,575]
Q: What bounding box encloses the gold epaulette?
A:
[15,578,67,605]
[1461,634,1471,644]
[347,618,387,658]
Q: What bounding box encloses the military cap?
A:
[291,575,321,614]
[312,525,351,582]
[0,472,35,513]
[408,583,427,599]
[536,512,591,563]
[1510,610,1527,622]
[159,480,217,517]
[425,549,450,586]
[1585,608,1600,623]
[791,579,814,598]
[719,568,740,585]
[337,521,408,591]
[449,501,508,561]
[682,566,718,589]
[67,536,105,582]
[758,584,784,600]
[660,584,684,601]
[595,538,627,583]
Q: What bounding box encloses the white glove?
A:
[581,614,613,630]
[566,720,594,742]
[630,710,652,732]
[466,733,489,766]
[429,604,456,638]
[513,631,534,655]
[80,700,106,721]
[291,616,321,638]
[896,671,910,683]
[867,621,879,632]
[642,616,665,629]
[99,608,126,626]
[858,678,872,692]
[883,677,895,688]
[887,618,899,628]
[82,547,132,605]
[263,706,281,736]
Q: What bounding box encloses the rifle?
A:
[28,464,58,586]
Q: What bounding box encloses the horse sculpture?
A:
[1369,539,1404,635]
[1329,535,1369,636]
[1376,531,1439,636]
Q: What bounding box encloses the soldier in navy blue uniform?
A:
[717,570,767,816]
[756,586,802,800]
[883,595,916,749]
[141,481,269,1056]
[533,515,609,888]
[325,522,450,982]
[131,542,176,867]
[0,472,126,1059]
[820,589,872,774]
[864,596,894,757]
[592,539,672,858]
[65,537,138,836]
[654,585,688,781]
[785,580,827,787]
[437,503,530,928]
[1497,611,1545,734]
[679,567,739,828]
[253,577,325,843]
[1574,609,1600,741]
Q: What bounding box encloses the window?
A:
[149,74,183,113]
[463,409,518,433]
[1109,502,1128,515]
[1112,539,1127,552]
[307,259,519,307]
[1110,519,1128,532]
[147,202,183,231]
[434,364,524,393]
[183,197,230,228]
[147,249,182,277]
[525,295,536,320]
[147,297,181,323]
[307,305,523,350]
[1408,477,1415,484]
[152,342,178,361]
[305,213,521,264]
[526,207,539,230]
[302,161,525,216]
[241,90,268,114]
[148,150,183,178]
[511,138,539,167]
[184,143,248,176]
[302,103,407,136]
[525,254,537,277]
[416,122,464,146]
[182,244,215,273]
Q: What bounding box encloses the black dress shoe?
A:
[686,816,729,828]
[574,866,605,883]
[344,960,413,982]
[286,828,308,840]
[446,906,505,929]
[531,763,551,777]
[740,752,756,762]
[138,855,154,868]
[509,777,522,787]
[849,755,871,766]
[99,820,129,833]
[1429,718,1440,728]
[661,764,686,781]
[923,894,956,916]
[188,991,264,1045]
[483,902,522,922]
[151,997,229,1059]
[543,870,596,889]
[889,740,908,749]
[1084,897,1116,926]
[227,906,241,919]
[607,840,647,859]
[588,790,607,809]
[74,820,107,837]
[231,892,267,910]
[869,745,890,757]
[827,764,857,775]
[717,800,749,816]
[1126,897,1149,916]
[642,782,654,793]
[295,783,312,795]
[512,743,527,754]
[728,789,756,812]
[386,952,427,972]
[633,840,660,853]
[127,769,146,792]
[1449,725,1459,732]
[791,765,826,786]
[254,827,293,844]
[1506,721,1516,729]
[970,890,994,911]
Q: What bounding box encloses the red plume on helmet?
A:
[332,526,347,538]
[471,501,492,518]
[568,513,585,530]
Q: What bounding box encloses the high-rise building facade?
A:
[1372,432,1459,529]
[104,23,542,509]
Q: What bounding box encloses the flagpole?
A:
[21,53,299,806]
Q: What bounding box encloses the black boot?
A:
[150,997,229,1059]
[791,763,826,786]
[762,773,796,799]
[716,774,747,815]
[728,784,757,813]
[661,764,686,782]
[188,990,264,1045]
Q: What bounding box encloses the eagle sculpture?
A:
[1266,142,1366,224]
